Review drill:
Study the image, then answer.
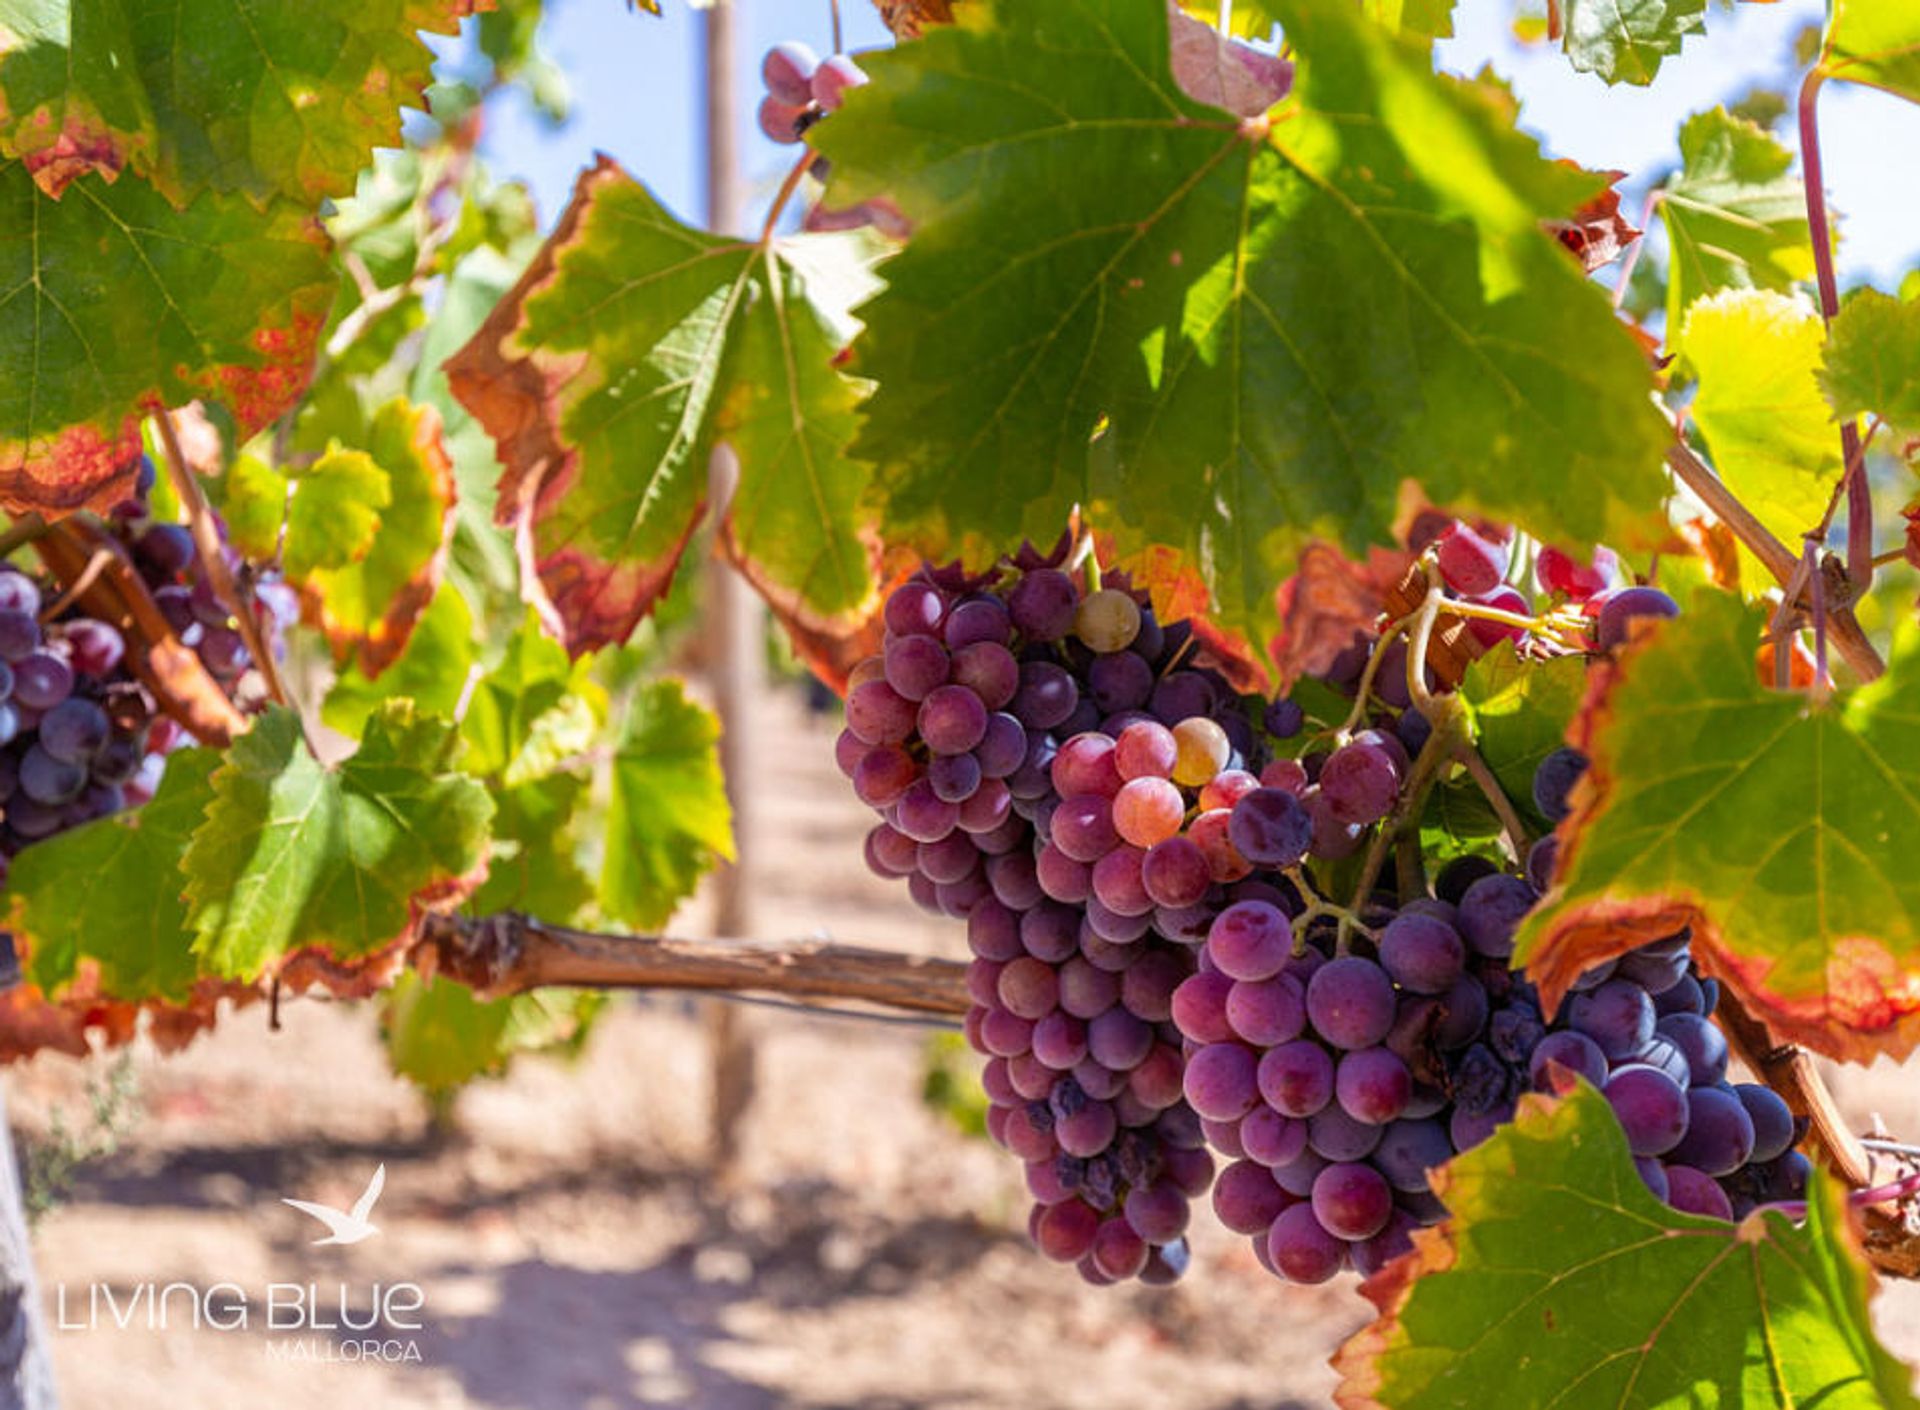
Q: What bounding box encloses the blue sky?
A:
[450,0,1920,287]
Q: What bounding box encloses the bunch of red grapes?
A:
[836,530,1805,1287]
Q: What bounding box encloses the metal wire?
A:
[646,987,964,1033]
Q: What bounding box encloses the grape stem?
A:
[1344,699,1466,922]
[1333,610,1415,741]
[1282,867,1376,954]
[758,148,820,243]
[0,514,47,560]
[36,548,114,624]
[1451,742,1530,861]
[1797,67,1874,593]
[1664,437,1886,682]
[154,407,298,720]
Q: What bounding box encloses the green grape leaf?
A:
[1515,593,1920,1062]
[11,750,218,1001]
[0,160,333,516]
[600,678,733,929]
[0,0,483,205]
[462,611,602,784]
[184,703,494,979]
[444,158,876,658]
[1821,287,1920,431]
[1459,649,1588,833]
[470,773,595,921]
[1333,1081,1916,1410]
[1660,108,1817,352]
[1820,0,1920,105]
[380,970,599,1094]
[284,447,392,578]
[1560,0,1706,86]
[811,0,1668,663]
[1682,290,1841,589]
[295,397,457,677]
[321,585,477,739]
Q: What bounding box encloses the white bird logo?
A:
[282,1164,386,1246]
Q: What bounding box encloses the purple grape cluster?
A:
[0,458,293,878]
[838,552,1303,1283]
[842,529,1795,1290]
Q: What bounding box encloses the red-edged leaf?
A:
[1268,541,1418,688]
[1518,593,1920,1062]
[0,160,333,517]
[444,158,876,658]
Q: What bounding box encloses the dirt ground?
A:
[8,690,1920,1409]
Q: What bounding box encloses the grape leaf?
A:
[0,0,485,204]
[1560,0,1706,86]
[1660,109,1816,353]
[470,773,595,921]
[219,453,292,562]
[295,397,456,677]
[811,0,1669,664]
[1333,1081,1916,1410]
[321,585,477,738]
[1820,0,1920,105]
[0,159,333,515]
[461,612,602,785]
[10,749,218,1001]
[285,447,392,578]
[600,678,733,929]
[184,702,494,979]
[1821,287,1920,431]
[1515,593,1920,1061]
[1458,649,1588,832]
[380,970,599,1093]
[444,158,876,657]
[1682,290,1841,589]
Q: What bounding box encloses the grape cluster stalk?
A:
[0,458,291,881]
[837,527,1807,1287]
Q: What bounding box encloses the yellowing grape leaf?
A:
[444,158,877,658]
[810,0,1668,665]
[1683,290,1842,588]
[1516,593,1920,1061]
[285,448,392,578]
[1334,1081,1916,1410]
[1660,108,1816,354]
[0,160,333,515]
[294,398,456,677]
[1820,0,1920,105]
[0,0,487,204]
[10,749,218,1001]
[1821,287,1920,431]
[184,703,493,979]
[600,678,733,929]
[1560,0,1706,86]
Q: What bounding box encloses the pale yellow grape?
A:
[1170,717,1230,787]
[1074,589,1141,653]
